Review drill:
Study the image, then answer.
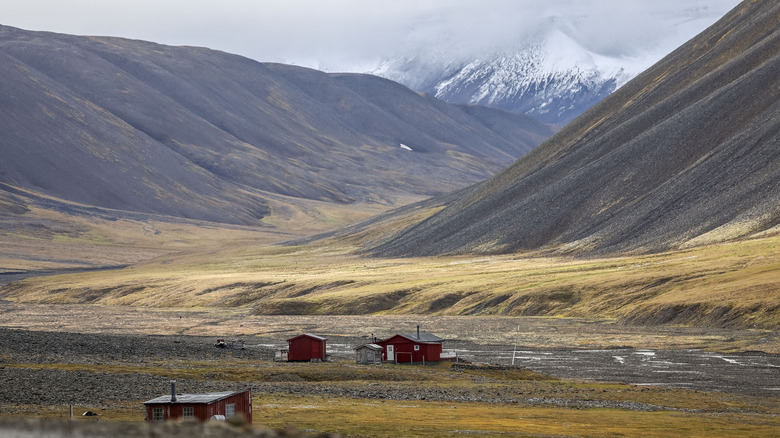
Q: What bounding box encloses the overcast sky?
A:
[3,0,741,71]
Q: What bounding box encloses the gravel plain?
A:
[1,313,778,437]
[1,326,778,410]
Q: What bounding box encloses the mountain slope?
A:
[369,0,780,258]
[0,25,555,227]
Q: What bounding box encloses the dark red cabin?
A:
[144,382,251,423]
[376,328,443,363]
[287,333,327,361]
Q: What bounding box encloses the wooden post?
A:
[70,405,73,419]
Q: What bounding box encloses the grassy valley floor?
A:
[1,218,777,436]
[3,234,779,330]
[0,324,778,437]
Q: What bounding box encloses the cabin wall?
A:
[377,335,443,362]
[203,393,252,423]
[144,391,252,424]
[289,337,326,361]
[420,343,442,361]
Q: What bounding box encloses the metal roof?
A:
[355,343,383,351]
[143,391,238,405]
[400,332,444,343]
[287,333,327,342]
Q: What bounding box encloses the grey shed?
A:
[355,343,383,365]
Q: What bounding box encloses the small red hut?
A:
[287,333,328,362]
[143,381,252,423]
[376,326,444,363]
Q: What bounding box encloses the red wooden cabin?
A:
[144,381,252,423]
[376,327,444,363]
[287,333,327,361]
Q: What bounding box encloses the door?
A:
[386,345,394,361]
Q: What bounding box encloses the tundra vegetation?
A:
[0,225,778,436]
[3,228,778,333]
[0,323,779,438]
[1,1,778,436]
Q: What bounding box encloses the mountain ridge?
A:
[0,24,555,228]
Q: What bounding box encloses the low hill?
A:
[0,25,554,228]
[369,0,780,258]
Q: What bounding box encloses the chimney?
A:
[170,380,177,402]
[417,325,420,339]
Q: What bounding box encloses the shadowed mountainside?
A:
[368,0,780,258]
[0,25,554,227]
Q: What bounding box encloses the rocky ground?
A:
[1,324,778,437]
[0,329,337,437]
[0,328,634,411]
[1,327,777,410]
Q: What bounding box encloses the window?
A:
[414,345,420,351]
[182,406,194,418]
[225,403,236,418]
[152,408,163,421]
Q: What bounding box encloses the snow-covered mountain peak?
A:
[414,26,635,124]
[361,1,740,125]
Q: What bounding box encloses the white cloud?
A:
[2,0,741,70]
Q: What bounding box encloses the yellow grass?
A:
[254,394,780,438]
[4,359,779,437]
[4,234,778,331]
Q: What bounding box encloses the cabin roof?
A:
[379,333,444,344]
[287,333,327,342]
[355,343,383,351]
[402,332,444,343]
[143,390,242,405]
